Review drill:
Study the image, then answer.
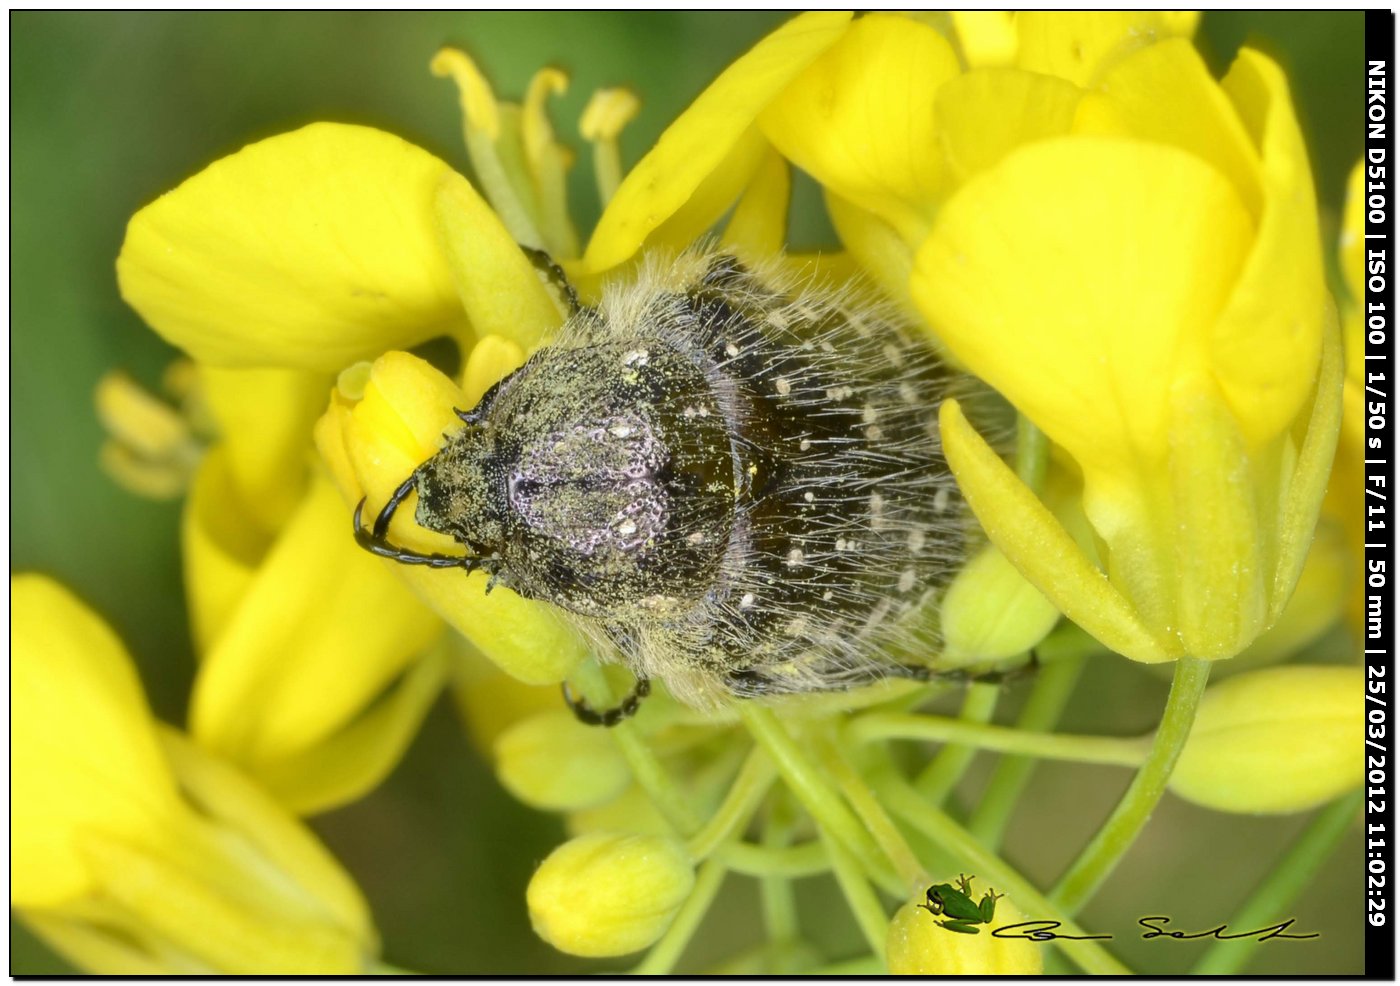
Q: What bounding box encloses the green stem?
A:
[1193,790,1363,975]
[570,661,703,835]
[738,704,901,894]
[915,682,1000,804]
[871,762,1132,976]
[631,858,728,975]
[714,839,830,878]
[821,832,890,961]
[1050,655,1211,914]
[968,654,1088,848]
[758,794,800,947]
[805,954,885,975]
[818,732,927,886]
[849,711,1148,767]
[685,747,775,861]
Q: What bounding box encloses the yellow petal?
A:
[1342,159,1365,305]
[1269,302,1344,617]
[937,69,1082,187]
[1073,39,1262,220]
[938,401,1170,663]
[243,644,449,815]
[762,13,960,245]
[825,191,923,330]
[582,11,853,274]
[434,170,566,349]
[328,351,589,685]
[950,11,1018,68]
[61,729,375,973]
[1211,48,1326,447]
[1015,11,1199,86]
[182,446,270,656]
[461,333,527,406]
[118,123,466,371]
[190,472,443,790]
[913,137,1253,476]
[12,576,180,907]
[199,364,331,535]
[721,145,791,258]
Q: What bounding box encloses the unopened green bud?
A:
[886,881,1042,975]
[494,710,630,811]
[1170,666,1361,814]
[527,832,694,957]
[940,545,1060,666]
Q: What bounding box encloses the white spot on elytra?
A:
[775,376,792,396]
[725,341,740,357]
[898,568,917,592]
[908,528,927,553]
[870,493,887,530]
[687,531,706,545]
[609,423,633,438]
[862,405,879,424]
[766,310,789,330]
[820,340,836,353]
[617,519,638,536]
[799,439,812,451]
[933,488,951,513]
[622,349,650,366]
[786,547,805,567]
[803,491,815,503]
[740,592,755,608]
[866,424,885,441]
[822,589,834,601]
[883,343,901,364]
[900,382,918,404]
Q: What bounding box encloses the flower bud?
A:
[940,545,1060,666]
[527,832,694,957]
[495,710,631,811]
[1170,666,1361,813]
[886,880,1042,975]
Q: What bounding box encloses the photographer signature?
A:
[989,918,1319,942]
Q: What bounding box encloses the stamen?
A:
[581,88,640,208]
[430,47,543,249]
[523,68,580,259]
[94,369,205,500]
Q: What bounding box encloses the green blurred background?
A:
[11,11,1367,975]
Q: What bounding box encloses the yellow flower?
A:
[12,575,375,974]
[927,41,1339,665]
[1169,666,1361,813]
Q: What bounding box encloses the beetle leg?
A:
[561,676,651,727]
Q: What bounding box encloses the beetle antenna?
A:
[354,497,481,571]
